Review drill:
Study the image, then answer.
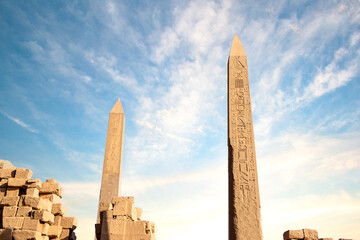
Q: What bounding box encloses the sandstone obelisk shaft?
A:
[228,34,262,240]
[96,99,125,223]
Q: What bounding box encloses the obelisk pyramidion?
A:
[96,98,125,223]
[228,34,263,240]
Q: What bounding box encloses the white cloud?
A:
[0,111,38,133]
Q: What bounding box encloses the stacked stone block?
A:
[283,229,353,240]
[0,160,77,240]
[96,196,155,240]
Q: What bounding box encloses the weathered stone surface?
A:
[26,179,42,189]
[1,196,20,206]
[0,168,16,179]
[6,187,20,196]
[40,193,61,203]
[228,34,262,240]
[8,178,27,188]
[12,229,42,240]
[61,217,77,229]
[3,205,18,217]
[22,218,43,232]
[51,203,67,216]
[41,223,50,235]
[54,215,61,226]
[26,188,39,197]
[303,228,318,240]
[60,228,71,239]
[40,180,62,197]
[98,202,113,212]
[0,228,12,240]
[48,225,62,238]
[0,160,14,169]
[32,210,54,224]
[97,99,125,224]
[16,206,32,217]
[319,238,333,240]
[14,168,33,179]
[2,217,25,229]
[283,230,305,240]
[112,196,137,220]
[21,196,43,210]
[40,199,52,212]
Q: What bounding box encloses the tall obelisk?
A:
[228,34,262,240]
[96,98,125,223]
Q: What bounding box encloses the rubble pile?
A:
[96,196,155,240]
[283,229,353,240]
[0,160,77,240]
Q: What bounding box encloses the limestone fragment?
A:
[16,206,32,217]
[32,210,55,224]
[283,230,305,240]
[12,229,42,240]
[0,160,14,169]
[60,217,77,229]
[0,168,16,179]
[47,225,62,238]
[51,203,67,216]
[303,228,318,240]
[7,178,27,188]
[3,206,18,217]
[26,188,39,197]
[26,179,42,189]
[40,193,61,203]
[2,217,25,229]
[6,187,20,197]
[40,180,62,197]
[14,168,33,179]
[1,196,20,206]
[22,218,43,232]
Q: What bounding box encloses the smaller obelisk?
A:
[96,99,125,224]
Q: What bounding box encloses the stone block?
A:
[26,179,42,189]
[3,206,18,217]
[40,180,62,197]
[0,228,12,240]
[2,217,25,229]
[22,218,42,232]
[48,225,62,238]
[0,178,8,187]
[0,168,16,179]
[112,196,137,220]
[6,187,20,197]
[32,210,54,224]
[22,196,44,209]
[1,196,20,206]
[136,208,142,220]
[52,203,67,216]
[284,229,305,240]
[41,223,50,235]
[16,206,32,217]
[101,218,126,235]
[26,188,39,197]
[303,228,318,240]
[41,199,53,212]
[54,215,61,226]
[40,193,61,203]
[0,160,14,169]
[61,217,77,229]
[12,229,42,240]
[8,178,27,188]
[14,168,33,179]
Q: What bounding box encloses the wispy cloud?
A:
[0,111,38,133]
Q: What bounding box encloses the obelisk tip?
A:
[110,98,124,113]
[229,34,246,56]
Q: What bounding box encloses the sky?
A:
[0,0,359,239]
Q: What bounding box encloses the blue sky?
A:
[0,0,359,239]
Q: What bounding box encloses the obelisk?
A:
[96,98,125,223]
[228,34,262,240]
